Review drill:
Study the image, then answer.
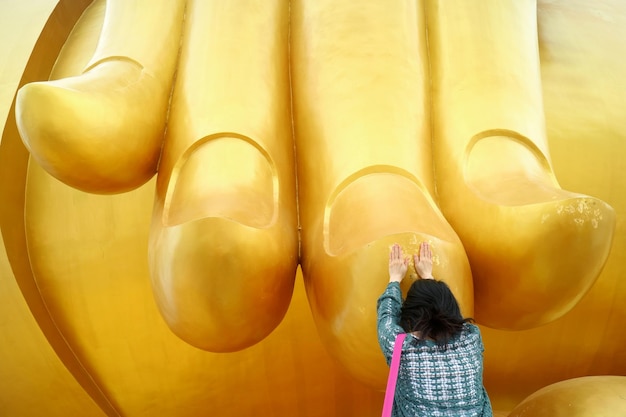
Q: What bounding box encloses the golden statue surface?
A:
[1,1,625,416]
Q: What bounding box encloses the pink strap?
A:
[382,333,406,417]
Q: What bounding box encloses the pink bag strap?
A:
[382,333,406,417]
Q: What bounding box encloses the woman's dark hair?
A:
[400,279,472,346]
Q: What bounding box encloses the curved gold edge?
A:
[162,131,280,228]
[508,376,626,417]
[0,1,122,416]
[464,128,559,187]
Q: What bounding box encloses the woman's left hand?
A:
[388,243,409,283]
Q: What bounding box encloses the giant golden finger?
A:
[149,0,298,352]
[291,0,473,388]
[16,0,186,193]
[426,0,615,329]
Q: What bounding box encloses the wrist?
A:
[389,275,403,283]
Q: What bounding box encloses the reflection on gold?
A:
[508,376,626,417]
[1,0,625,416]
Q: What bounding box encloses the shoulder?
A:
[459,323,485,350]
[461,323,483,340]
[463,322,481,334]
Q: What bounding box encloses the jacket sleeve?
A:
[376,281,405,364]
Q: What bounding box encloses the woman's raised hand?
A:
[388,243,409,283]
[414,242,434,279]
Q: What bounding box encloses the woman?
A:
[377,242,493,416]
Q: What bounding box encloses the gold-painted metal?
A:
[0,1,120,415]
[290,0,473,388]
[15,0,186,193]
[0,219,107,417]
[426,0,615,329]
[149,0,298,352]
[508,376,626,417]
[1,0,625,416]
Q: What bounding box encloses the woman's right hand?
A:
[414,242,434,279]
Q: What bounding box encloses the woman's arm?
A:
[376,281,404,361]
[377,245,408,361]
[388,243,408,283]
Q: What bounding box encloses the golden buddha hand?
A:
[14,0,615,392]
